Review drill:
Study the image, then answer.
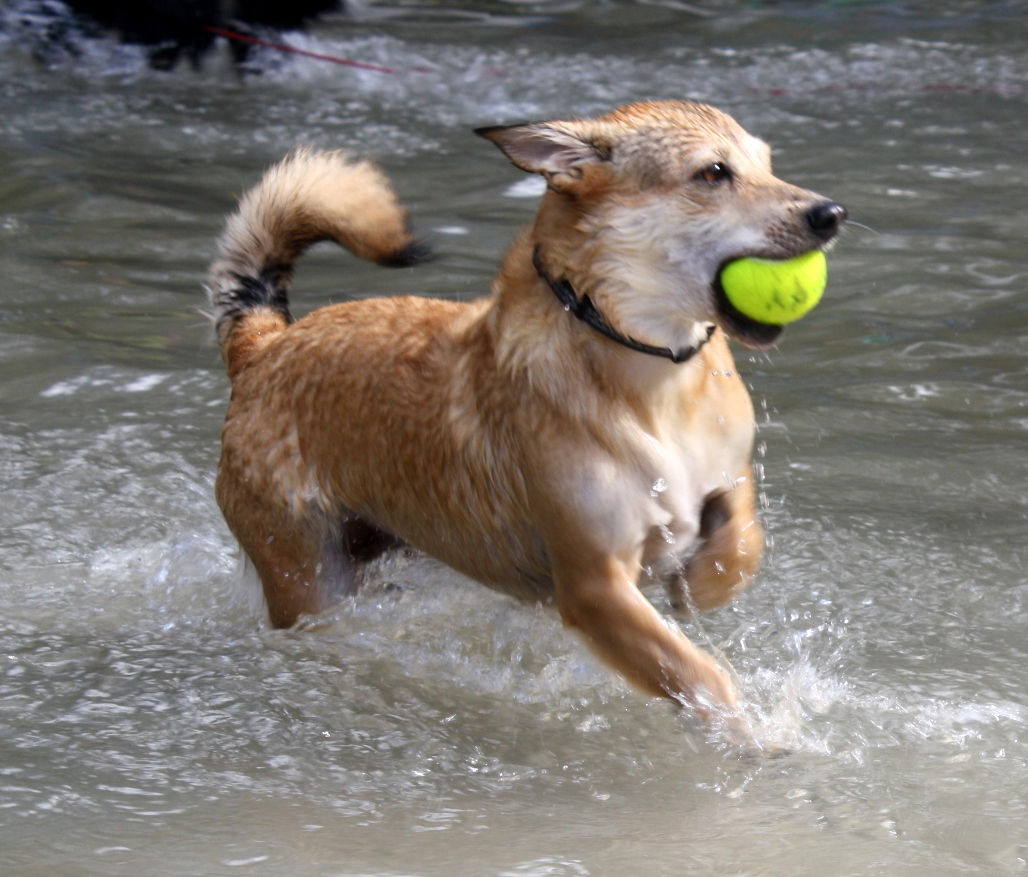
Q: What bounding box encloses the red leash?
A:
[204,25,418,74]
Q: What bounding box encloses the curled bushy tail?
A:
[206,147,428,370]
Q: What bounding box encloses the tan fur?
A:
[208,101,844,725]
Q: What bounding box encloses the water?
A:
[1,0,1027,873]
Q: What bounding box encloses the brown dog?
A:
[207,100,845,722]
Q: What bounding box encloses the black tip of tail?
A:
[378,238,434,268]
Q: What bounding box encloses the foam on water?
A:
[1,366,238,626]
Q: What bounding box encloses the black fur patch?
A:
[214,264,294,330]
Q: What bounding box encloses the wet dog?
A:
[207,100,845,723]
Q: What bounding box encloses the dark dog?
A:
[43,0,338,69]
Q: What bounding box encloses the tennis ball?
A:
[719,250,827,325]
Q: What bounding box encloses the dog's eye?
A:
[696,163,731,185]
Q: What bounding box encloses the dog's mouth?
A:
[710,261,783,350]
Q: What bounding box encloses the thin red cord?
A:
[203,25,415,74]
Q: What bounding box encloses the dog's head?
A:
[478,100,845,352]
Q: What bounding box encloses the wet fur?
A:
[208,101,844,722]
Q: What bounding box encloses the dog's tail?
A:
[206,147,428,378]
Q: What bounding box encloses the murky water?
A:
[1,0,1027,873]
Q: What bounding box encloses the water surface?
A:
[1,0,1027,874]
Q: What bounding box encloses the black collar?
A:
[532,246,705,364]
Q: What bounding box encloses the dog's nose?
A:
[805,201,847,240]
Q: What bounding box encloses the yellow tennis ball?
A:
[719,250,827,325]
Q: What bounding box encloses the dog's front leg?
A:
[670,471,764,614]
[553,549,737,718]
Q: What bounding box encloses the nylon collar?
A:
[532,246,705,364]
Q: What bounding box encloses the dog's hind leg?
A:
[216,473,358,628]
[218,468,408,627]
[670,473,764,614]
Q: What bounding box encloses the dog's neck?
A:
[531,246,710,364]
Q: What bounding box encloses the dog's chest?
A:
[634,380,754,575]
[635,461,707,579]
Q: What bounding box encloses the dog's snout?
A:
[805,201,847,240]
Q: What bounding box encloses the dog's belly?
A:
[396,514,702,608]
[364,505,558,606]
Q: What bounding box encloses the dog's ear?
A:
[475,122,609,181]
